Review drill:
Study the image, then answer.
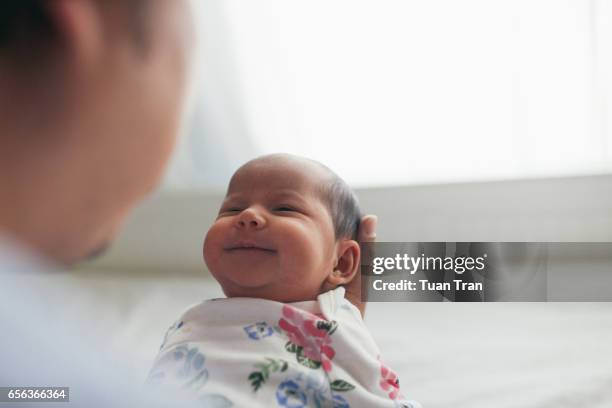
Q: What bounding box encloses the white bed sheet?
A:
[21,270,612,408]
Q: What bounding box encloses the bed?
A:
[36,268,612,408]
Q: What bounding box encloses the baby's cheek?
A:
[281,226,329,275]
[203,223,226,267]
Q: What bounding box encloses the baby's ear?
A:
[326,239,361,287]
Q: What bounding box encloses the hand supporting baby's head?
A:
[203,153,362,302]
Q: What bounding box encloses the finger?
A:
[358,214,377,275]
[345,214,378,318]
[358,215,378,243]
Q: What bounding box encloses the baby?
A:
[148,154,420,408]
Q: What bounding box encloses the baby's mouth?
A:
[224,241,276,253]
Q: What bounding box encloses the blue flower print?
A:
[275,373,352,408]
[244,322,274,340]
[159,344,233,406]
[276,379,307,408]
[173,345,206,379]
[332,394,350,408]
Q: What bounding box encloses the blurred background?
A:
[165,0,612,189]
[69,1,612,407]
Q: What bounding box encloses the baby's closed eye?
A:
[218,205,244,215]
[273,206,296,212]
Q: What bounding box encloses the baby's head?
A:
[203,153,361,302]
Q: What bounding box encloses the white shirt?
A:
[0,235,197,408]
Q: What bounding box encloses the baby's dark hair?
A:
[315,167,362,241]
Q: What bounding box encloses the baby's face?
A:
[203,159,338,302]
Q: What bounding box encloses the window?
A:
[163,0,612,189]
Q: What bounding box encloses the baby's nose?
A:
[236,208,266,229]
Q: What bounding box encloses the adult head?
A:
[0,0,194,264]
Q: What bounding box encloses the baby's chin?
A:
[207,251,277,285]
[217,277,321,303]
[219,281,278,300]
[213,268,277,297]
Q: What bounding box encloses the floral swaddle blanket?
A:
[147,287,421,408]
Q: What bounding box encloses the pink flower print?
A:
[379,362,403,400]
[278,305,336,372]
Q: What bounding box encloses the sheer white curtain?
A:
[163,0,612,189]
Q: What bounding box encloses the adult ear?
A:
[326,239,361,287]
[46,0,105,67]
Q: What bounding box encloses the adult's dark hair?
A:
[0,0,149,64]
[0,0,57,61]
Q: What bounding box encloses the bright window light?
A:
[164,0,612,189]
